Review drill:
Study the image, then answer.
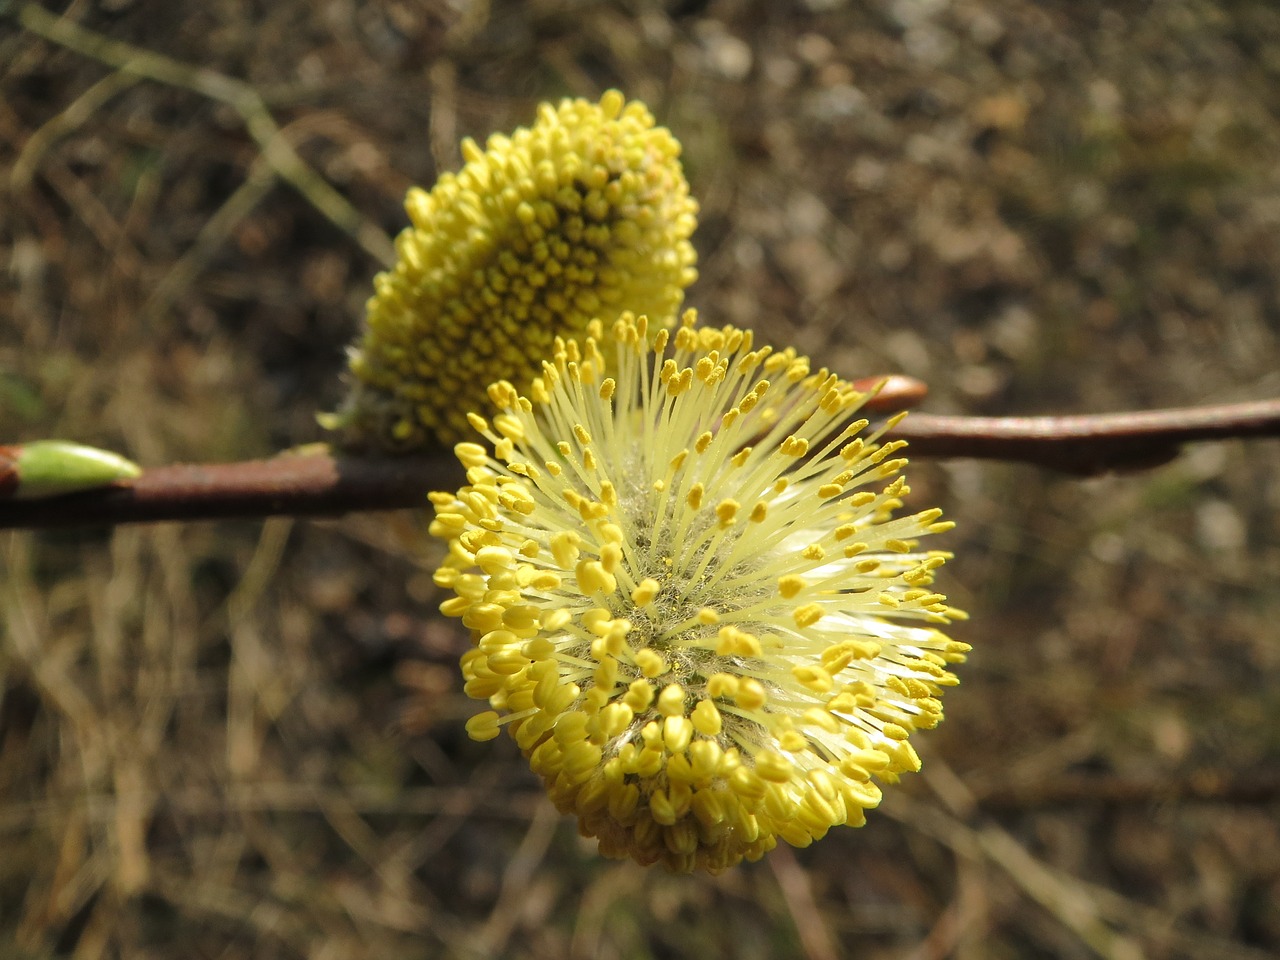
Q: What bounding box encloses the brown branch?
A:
[0,453,458,530]
[1,397,1277,531]
[889,399,1280,475]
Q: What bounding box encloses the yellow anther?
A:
[594,656,619,690]
[663,716,694,753]
[881,723,910,742]
[598,702,634,739]
[780,436,809,457]
[584,609,611,639]
[622,678,655,712]
[550,530,581,567]
[778,730,808,752]
[706,673,740,699]
[631,578,661,605]
[689,740,724,781]
[687,483,704,510]
[575,559,617,594]
[461,603,504,632]
[735,679,767,711]
[792,664,835,693]
[553,710,591,746]
[656,683,686,717]
[691,699,722,736]
[792,603,824,628]
[754,751,794,784]
[716,626,762,657]
[454,442,488,468]
[600,542,623,573]
[465,711,502,742]
[474,546,515,574]
[493,413,525,440]
[522,636,555,660]
[778,575,805,599]
[715,499,739,526]
[649,789,678,826]
[634,648,666,678]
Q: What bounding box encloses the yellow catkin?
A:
[328,91,698,450]
[430,311,968,873]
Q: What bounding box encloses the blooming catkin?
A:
[429,311,969,872]
[333,91,699,450]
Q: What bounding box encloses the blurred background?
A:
[3,1,1280,957]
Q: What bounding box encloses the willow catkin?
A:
[331,91,698,450]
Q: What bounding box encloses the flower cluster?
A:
[333,91,698,450]
[429,311,968,872]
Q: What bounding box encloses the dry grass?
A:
[3,1,1280,957]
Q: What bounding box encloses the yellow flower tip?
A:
[329,91,699,452]
[465,711,503,742]
[430,310,967,872]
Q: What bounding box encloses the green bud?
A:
[10,440,141,499]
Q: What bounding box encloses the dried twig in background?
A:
[11,1,395,266]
